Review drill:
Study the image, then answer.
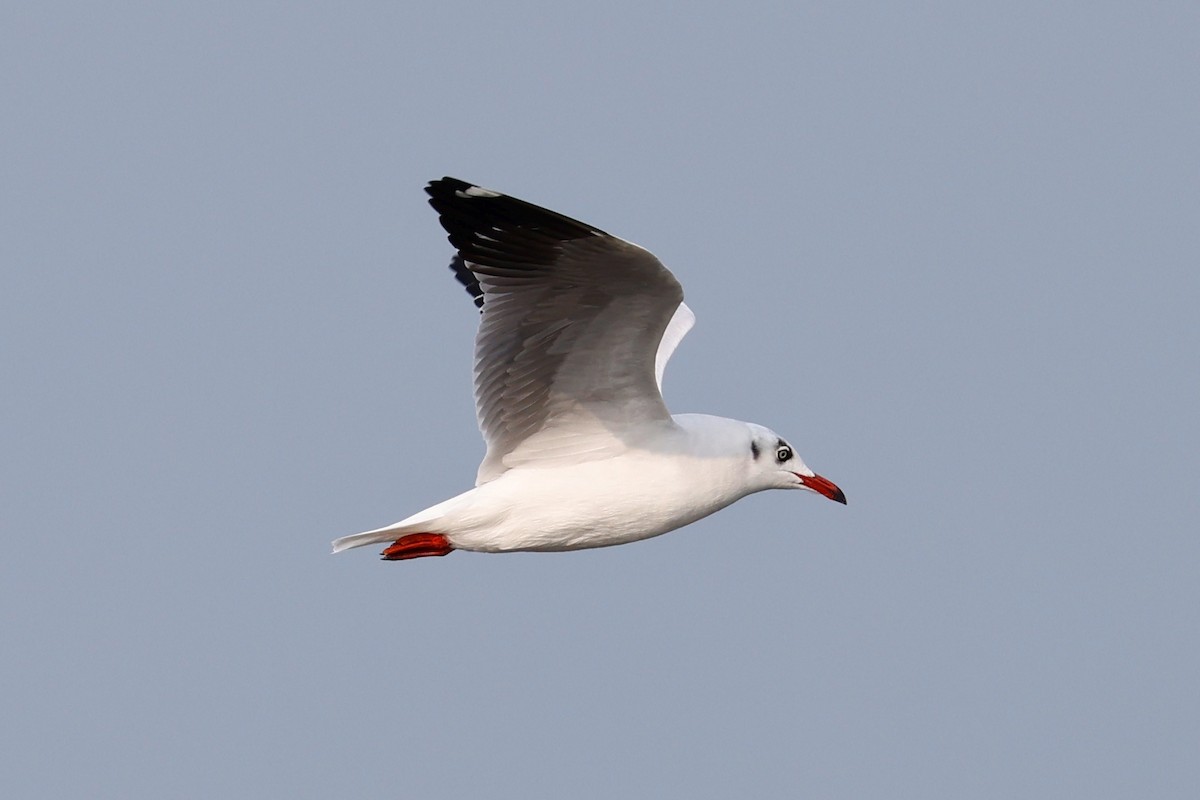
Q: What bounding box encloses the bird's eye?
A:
[776,446,792,462]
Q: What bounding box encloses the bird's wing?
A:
[446,260,694,395]
[426,177,693,484]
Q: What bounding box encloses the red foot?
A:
[381,533,454,561]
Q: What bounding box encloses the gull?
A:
[332,177,845,561]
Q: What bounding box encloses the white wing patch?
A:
[654,302,695,391]
[458,186,501,198]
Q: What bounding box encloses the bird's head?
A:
[746,424,846,503]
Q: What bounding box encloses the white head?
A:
[745,422,846,503]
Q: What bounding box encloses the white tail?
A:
[331,494,466,554]
[330,524,413,554]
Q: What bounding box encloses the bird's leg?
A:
[380,533,454,561]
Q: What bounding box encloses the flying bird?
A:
[332,177,845,561]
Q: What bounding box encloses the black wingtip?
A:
[448,255,485,309]
[425,177,610,311]
[425,176,475,199]
[424,177,608,241]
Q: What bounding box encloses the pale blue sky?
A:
[2,2,1198,797]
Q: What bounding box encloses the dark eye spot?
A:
[750,440,760,460]
[776,445,792,462]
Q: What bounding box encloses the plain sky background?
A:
[2,2,1197,797]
